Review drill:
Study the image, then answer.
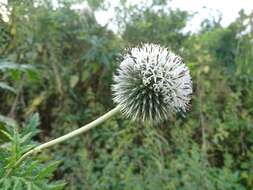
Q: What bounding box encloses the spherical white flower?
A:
[112,43,192,123]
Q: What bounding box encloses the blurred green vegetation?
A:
[0,0,253,189]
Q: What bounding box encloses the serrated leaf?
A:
[23,161,39,176]
[34,161,61,180]
[21,179,33,190]
[2,178,11,190]
[23,113,40,137]
[20,132,33,144]
[0,112,64,189]
[47,181,66,190]
[13,177,21,190]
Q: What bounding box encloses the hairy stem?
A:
[13,105,121,171]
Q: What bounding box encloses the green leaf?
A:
[23,113,40,137]
[20,132,33,144]
[0,130,13,141]
[22,161,39,176]
[70,75,79,88]
[0,61,34,72]
[26,113,40,130]
[34,161,61,180]
[0,82,16,94]
[12,177,21,190]
[47,181,66,190]
[0,115,18,128]
[2,178,12,190]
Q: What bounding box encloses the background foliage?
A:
[0,0,253,189]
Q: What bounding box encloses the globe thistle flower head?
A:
[112,43,192,123]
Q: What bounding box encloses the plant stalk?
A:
[15,105,121,169]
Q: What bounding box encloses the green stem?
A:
[14,105,121,170]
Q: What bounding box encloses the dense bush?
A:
[0,0,252,189]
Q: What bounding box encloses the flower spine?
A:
[112,43,192,123]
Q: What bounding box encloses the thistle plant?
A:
[9,43,192,173]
